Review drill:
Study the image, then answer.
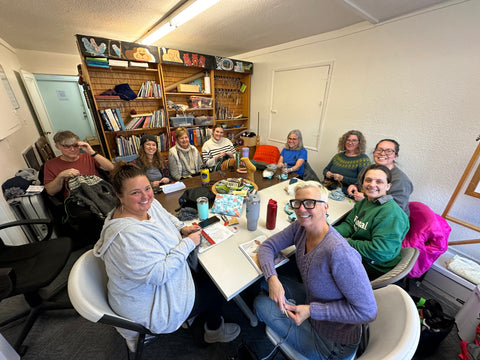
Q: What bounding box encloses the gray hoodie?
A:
[94,199,195,335]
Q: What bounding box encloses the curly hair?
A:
[337,130,366,154]
[136,143,167,170]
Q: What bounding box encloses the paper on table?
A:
[198,222,234,253]
[25,185,44,194]
[160,182,186,194]
[239,235,289,274]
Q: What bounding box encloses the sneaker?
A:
[203,317,241,343]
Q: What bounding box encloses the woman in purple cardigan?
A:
[254,181,377,360]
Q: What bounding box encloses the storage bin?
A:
[177,84,200,93]
[194,116,214,126]
[456,284,480,342]
[170,116,194,127]
[241,136,259,147]
[188,96,213,109]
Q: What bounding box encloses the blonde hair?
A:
[294,180,329,203]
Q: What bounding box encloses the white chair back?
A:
[360,284,420,360]
[265,284,420,360]
[67,249,130,324]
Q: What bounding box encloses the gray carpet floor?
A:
[0,248,465,360]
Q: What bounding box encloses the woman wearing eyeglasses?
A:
[323,130,371,193]
[277,129,308,178]
[44,130,114,197]
[335,164,410,280]
[347,139,413,215]
[254,181,377,360]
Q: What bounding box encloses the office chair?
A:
[68,249,155,360]
[370,247,419,290]
[0,218,72,354]
[265,284,420,360]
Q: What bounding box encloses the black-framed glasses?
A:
[289,199,325,209]
[374,148,395,155]
[60,143,79,149]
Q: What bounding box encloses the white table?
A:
[198,180,354,325]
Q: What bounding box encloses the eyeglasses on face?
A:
[288,137,298,141]
[346,139,359,143]
[60,143,79,149]
[289,199,325,209]
[374,148,395,155]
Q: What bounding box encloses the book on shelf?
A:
[95,95,120,99]
[113,108,126,130]
[99,110,114,131]
[108,59,128,67]
[239,235,289,274]
[141,115,152,128]
[137,81,162,98]
[86,57,109,68]
[104,108,121,131]
[129,61,148,68]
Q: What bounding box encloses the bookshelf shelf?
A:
[78,39,251,160]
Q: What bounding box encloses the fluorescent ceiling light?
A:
[140,0,221,45]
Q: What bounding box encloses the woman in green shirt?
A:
[335,164,409,280]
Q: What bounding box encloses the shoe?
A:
[203,317,241,343]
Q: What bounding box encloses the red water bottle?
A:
[266,199,277,230]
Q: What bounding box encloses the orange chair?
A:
[253,145,280,164]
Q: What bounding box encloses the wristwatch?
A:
[91,151,98,157]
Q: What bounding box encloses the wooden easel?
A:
[442,140,480,245]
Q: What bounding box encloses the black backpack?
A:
[176,187,215,211]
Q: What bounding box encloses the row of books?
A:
[170,127,212,147]
[99,108,125,131]
[124,109,166,130]
[86,57,109,68]
[115,133,169,157]
[138,81,162,98]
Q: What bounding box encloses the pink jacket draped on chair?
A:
[402,201,451,278]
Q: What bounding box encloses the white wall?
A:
[0,39,42,242]
[17,49,80,76]
[237,0,480,259]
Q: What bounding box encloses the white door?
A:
[34,74,96,141]
[269,63,332,150]
[20,70,58,153]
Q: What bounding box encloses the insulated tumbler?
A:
[246,193,260,231]
[266,199,277,230]
[196,197,209,220]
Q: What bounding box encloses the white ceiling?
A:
[0,0,451,57]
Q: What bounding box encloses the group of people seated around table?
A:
[41,126,413,358]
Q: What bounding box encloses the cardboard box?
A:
[241,136,259,147]
[177,84,200,93]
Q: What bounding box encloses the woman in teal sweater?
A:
[335,164,409,280]
[323,130,371,194]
